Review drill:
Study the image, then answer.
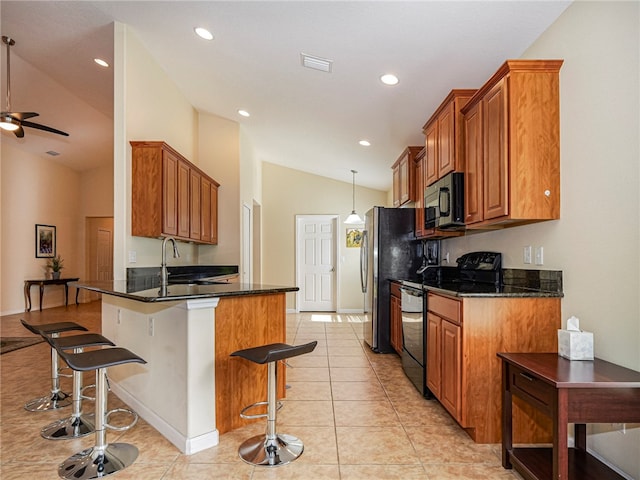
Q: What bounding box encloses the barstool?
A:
[40,332,115,440]
[55,346,146,480]
[20,320,88,411]
[230,341,317,466]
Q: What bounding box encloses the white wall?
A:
[442,2,639,477]
[262,162,389,311]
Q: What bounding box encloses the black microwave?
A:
[424,172,465,230]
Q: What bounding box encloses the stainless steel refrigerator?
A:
[360,207,422,353]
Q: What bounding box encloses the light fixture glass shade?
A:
[344,169,364,224]
[344,211,364,224]
[0,116,19,131]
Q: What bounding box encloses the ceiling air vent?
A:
[300,53,333,73]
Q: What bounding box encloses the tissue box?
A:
[558,329,594,360]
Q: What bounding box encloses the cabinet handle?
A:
[519,372,535,382]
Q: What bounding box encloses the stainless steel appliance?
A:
[360,207,422,353]
[424,172,465,230]
[399,280,430,397]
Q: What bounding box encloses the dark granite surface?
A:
[73,278,297,303]
[399,268,563,298]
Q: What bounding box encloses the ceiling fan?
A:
[1,36,69,138]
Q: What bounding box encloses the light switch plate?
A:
[128,251,137,263]
[523,246,532,264]
[535,246,544,265]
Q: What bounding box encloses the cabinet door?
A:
[200,177,212,243]
[162,150,179,236]
[438,102,455,178]
[189,169,202,240]
[390,294,403,354]
[414,152,425,238]
[441,319,461,421]
[464,101,484,224]
[210,183,219,245]
[483,77,509,220]
[392,165,401,207]
[177,160,190,238]
[424,122,438,186]
[426,312,441,398]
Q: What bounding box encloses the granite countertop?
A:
[72,280,298,303]
[399,268,564,298]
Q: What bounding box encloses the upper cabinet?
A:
[461,60,563,229]
[413,147,427,239]
[392,146,422,207]
[131,141,220,245]
[422,90,477,187]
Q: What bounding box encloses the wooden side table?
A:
[24,278,80,312]
[499,352,640,480]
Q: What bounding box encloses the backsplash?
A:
[126,265,239,292]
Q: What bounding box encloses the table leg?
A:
[501,361,513,469]
[64,284,69,306]
[75,287,79,305]
[39,284,45,312]
[24,283,32,312]
[553,388,569,480]
[575,423,587,451]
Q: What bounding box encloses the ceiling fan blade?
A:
[3,111,39,121]
[21,120,69,137]
[14,125,24,138]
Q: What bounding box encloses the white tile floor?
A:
[1,302,524,479]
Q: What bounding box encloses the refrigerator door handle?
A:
[360,230,368,293]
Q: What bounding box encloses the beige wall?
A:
[0,143,82,313]
[442,2,639,477]
[262,162,389,311]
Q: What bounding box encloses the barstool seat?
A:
[20,320,88,411]
[41,333,115,440]
[231,341,317,467]
[56,346,146,480]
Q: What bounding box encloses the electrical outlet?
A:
[117,309,121,325]
[128,251,137,263]
[523,246,532,264]
[148,317,154,337]
[444,252,450,264]
[535,246,544,265]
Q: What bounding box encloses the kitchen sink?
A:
[168,279,230,286]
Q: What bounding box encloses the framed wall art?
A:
[346,228,363,248]
[35,224,56,258]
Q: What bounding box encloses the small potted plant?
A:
[47,254,64,279]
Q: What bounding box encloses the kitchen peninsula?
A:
[73,280,298,455]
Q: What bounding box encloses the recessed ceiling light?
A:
[46,150,60,156]
[194,27,214,40]
[238,110,250,117]
[359,140,371,147]
[94,58,109,68]
[380,74,399,86]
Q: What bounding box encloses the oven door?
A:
[400,286,430,396]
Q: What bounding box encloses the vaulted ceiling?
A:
[0,1,571,190]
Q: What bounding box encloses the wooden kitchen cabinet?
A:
[462,60,563,229]
[426,291,560,444]
[413,148,429,239]
[423,89,476,187]
[131,141,220,245]
[392,146,422,206]
[390,282,403,355]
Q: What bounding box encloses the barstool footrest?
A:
[104,407,138,432]
[238,433,304,466]
[239,400,284,420]
[58,443,139,480]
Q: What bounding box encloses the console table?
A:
[499,352,640,480]
[24,278,80,312]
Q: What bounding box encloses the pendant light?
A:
[344,169,364,224]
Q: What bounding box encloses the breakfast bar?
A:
[73,280,297,455]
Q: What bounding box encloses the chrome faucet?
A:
[160,236,180,287]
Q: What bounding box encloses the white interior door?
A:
[296,215,338,312]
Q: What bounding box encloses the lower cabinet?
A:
[390,282,403,355]
[426,291,561,444]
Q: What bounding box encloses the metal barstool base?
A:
[238,433,304,467]
[58,443,139,480]
[24,392,71,412]
[41,413,95,440]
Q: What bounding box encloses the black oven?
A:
[399,281,432,398]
